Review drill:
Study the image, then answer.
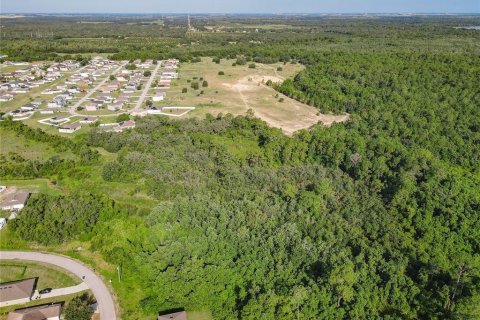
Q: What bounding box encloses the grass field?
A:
[156,58,348,135]
[0,127,76,160]
[0,260,80,289]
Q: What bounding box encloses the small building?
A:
[107,102,124,111]
[59,123,81,134]
[39,109,56,115]
[0,278,37,307]
[158,311,187,320]
[7,303,62,320]
[147,107,163,115]
[0,218,6,229]
[79,116,98,124]
[1,191,30,211]
[152,92,166,102]
[119,120,135,130]
[85,104,100,111]
[0,94,14,102]
[20,104,37,112]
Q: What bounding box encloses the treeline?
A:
[2,17,479,62]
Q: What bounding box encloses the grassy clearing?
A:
[0,127,75,160]
[0,260,80,288]
[154,58,347,135]
[0,179,62,195]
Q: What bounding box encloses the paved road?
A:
[0,251,118,320]
[133,61,162,111]
[70,62,127,116]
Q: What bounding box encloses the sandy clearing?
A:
[223,73,349,135]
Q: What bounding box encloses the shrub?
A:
[236,56,247,65]
[279,98,285,102]
[248,63,256,69]
[144,70,152,77]
[116,113,130,122]
[202,80,208,87]
[182,88,188,93]
[64,293,95,320]
[277,66,283,71]
[218,71,225,75]
[191,82,200,90]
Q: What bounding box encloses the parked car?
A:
[39,288,52,294]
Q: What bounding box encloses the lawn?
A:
[0,260,80,289]
[0,127,76,161]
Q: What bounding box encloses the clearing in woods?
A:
[157,58,349,135]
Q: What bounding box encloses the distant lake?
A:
[461,26,480,30]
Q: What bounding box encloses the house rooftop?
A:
[60,123,81,130]
[7,303,62,320]
[158,311,187,320]
[0,278,37,303]
[1,191,30,209]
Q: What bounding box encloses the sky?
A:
[1,0,479,14]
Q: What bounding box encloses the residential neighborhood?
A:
[1,57,192,135]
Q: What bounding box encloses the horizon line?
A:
[2,12,480,15]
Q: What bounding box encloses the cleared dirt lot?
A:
[159,58,348,135]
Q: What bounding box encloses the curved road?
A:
[0,251,117,320]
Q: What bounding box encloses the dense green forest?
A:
[1,15,480,320]
[1,15,479,62]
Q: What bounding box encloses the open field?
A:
[0,127,76,160]
[0,260,80,289]
[161,58,348,135]
[0,179,62,196]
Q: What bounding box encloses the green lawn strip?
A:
[0,260,80,288]
[0,179,62,196]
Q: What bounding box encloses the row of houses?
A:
[0,60,80,100]
[157,59,178,89]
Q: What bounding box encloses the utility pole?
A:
[117,265,121,283]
